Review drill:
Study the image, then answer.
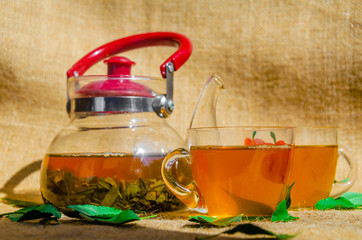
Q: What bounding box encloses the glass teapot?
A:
[40,32,193,213]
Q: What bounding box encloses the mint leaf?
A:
[189,215,216,224]
[315,197,357,210]
[189,215,243,227]
[195,223,299,240]
[67,205,123,218]
[67,205,140,224]
[0,204,61,223]
[80,209,140,224]
[315,192,362,210]
[0,198,40,208]
[210,215,243,226]
[341,192,362,206]
[270,182,298,222]
[271,200,299,222]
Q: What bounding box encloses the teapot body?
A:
[40,32,193,213]
[40,112,185,212]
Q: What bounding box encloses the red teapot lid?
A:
[76,56,154,98]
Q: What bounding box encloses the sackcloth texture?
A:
[0,0,361,239]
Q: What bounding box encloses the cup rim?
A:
[295,126,339,129]
[187,126,296,132]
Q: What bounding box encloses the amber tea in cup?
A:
[162,127,295,217]
[290,127,357,208]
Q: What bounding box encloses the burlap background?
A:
[0,0,360,203]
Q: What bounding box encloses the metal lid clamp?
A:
[152,62,174,118]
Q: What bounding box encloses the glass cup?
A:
[290,127,357,208]
[161,127,295,217]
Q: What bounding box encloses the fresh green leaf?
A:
[79,209,140,224]
[315,192,362,210]
[195,223,299,240]
[189,215,217,224]
[285,182,295,209]
[315,197,358,210]
[210,215,243,226]
[252,131,257,140]
[67,205,123,218]
[189,215,244,227]
[0,204,61,223]
[270,183,297,222]
[271,200,299,222]
[270,131,276,144]
[67,205,140,225]
[341,192,362,206]
[0,198,39,207]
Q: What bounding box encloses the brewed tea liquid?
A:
[190,145,293,217]
[290,145,338,208]
[40,153,183,212]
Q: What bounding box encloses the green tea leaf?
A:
[63,171,75,195]
[271,200,299,222]
[341,192,362,206]
[315,197,357,210]
[67,205,140,224]
[101,185,120,206]
[45,169,183,212]
[0,198,39,207]
[0,204,61,223]
[270,131,276,144]
[195,223,299,240]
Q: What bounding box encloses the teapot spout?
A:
[189,74,225,129]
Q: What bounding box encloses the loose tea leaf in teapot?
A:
[42,169,183,214]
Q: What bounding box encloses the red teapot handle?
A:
[67,32,192,79]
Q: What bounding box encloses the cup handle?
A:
[329,148,358,198]
[161,148,207,213]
